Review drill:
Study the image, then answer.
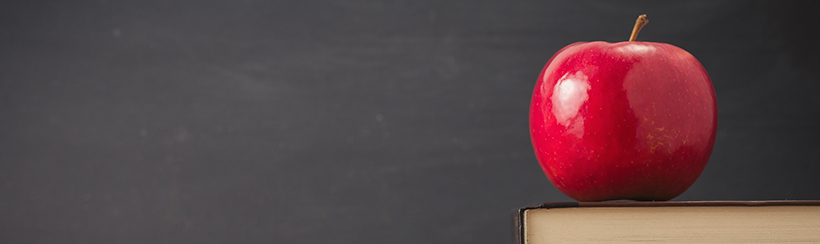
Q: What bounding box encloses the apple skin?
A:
[530,41,717,201]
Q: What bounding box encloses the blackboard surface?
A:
[1,1,819,243]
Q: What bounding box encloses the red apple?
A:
[529,15,717,201]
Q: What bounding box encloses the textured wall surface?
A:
[1,1,819,243]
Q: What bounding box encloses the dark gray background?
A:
[2,0,819,243]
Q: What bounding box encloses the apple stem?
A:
[629,14,648,41]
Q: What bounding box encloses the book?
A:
[516,200,820,244]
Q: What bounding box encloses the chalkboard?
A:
[1,1,819,243]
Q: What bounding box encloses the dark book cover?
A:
[515,200,820,244]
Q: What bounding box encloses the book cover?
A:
[516,200,820,244]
